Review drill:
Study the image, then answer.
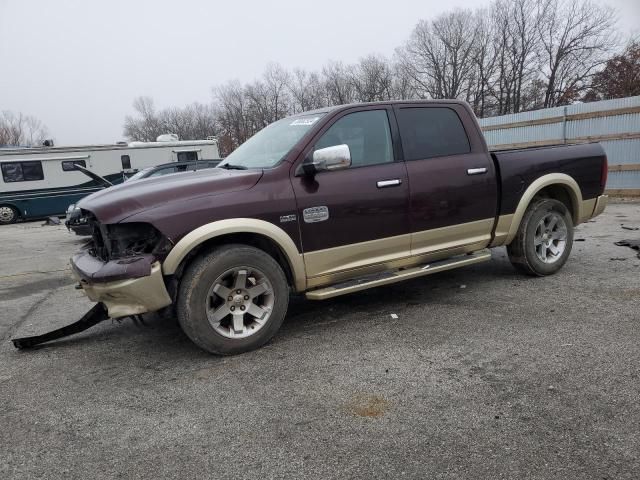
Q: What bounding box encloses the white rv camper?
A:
[0,137,220,224]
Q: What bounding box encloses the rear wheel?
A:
[177,244,289,355]
[0,205,18,225]
[507,198,574,276]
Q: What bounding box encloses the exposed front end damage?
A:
[71,217,174,319]
[12,217,175,349]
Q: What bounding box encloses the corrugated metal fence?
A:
[477,96,640,196]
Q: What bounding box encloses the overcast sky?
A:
[1,0,638,146]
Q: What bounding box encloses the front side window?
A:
[62,160,87,171]
[1,161,44,182]
[396,107,470,161]
[314,110,393,168]
[218,113,326,169]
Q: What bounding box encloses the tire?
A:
[0,205,18,225]
[507,198,574,276]
[177,244,289,355]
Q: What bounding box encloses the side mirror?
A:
[301,144,351,176]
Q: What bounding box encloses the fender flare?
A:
[162,218,307,291]
[504,173,584,245]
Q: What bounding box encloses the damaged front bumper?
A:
[71,251,172,318]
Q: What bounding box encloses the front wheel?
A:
[507,198,574,276]
[0,205,18,225]
[177,244,289,355]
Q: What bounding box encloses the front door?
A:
[291,107,410,284]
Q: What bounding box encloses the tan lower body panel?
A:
[410,219,494,256]
[489,214,514,247]
[592,195,608,218]
[74,262,172,318]
[304,219,494,289]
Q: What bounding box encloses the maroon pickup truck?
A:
[62,100,607,355]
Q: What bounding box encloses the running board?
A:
[305,249,491,300]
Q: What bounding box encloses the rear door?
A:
[291,107,410,282]
[393,104,497,256]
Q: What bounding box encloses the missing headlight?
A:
[102,223,173,260]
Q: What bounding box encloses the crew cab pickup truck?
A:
[69,100,608,355]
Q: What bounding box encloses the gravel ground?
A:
[0,202,639,479]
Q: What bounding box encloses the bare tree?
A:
[322,61,356,105]
[213,81,255,156]
[123,97,217,143]
[399,10,478,99]
[488,0,542,114]
[288,69,326,113]
[349,55,394,102]
[123,96,163,142]
[0,111,50,146]
[537,0,617,107]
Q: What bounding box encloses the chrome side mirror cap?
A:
[301,144,352,176]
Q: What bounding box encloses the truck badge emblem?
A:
[279,214,297,223]
[303,206,329,223]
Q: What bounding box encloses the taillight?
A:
[600,156,608,193]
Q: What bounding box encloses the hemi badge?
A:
[280,214,297,223]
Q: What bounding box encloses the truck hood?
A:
[78,168,263,224]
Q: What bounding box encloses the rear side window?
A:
[396,107,470,161]
[1,161,44,182]
[61,159,87,171]
[121,155,131,169]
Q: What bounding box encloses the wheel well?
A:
[172,232,296,287]
[534,185,576,221]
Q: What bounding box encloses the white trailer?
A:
[0,138,220,224]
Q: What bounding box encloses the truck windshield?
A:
[218,113,325,169]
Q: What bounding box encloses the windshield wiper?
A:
[218,163,248,170]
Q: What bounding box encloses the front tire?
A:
[507,198,574,276]
[177,244,289,355]
[0,205,18,225]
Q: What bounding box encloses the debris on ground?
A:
[609,257,627,261]
[42,216,61,226]
[460,284,467,289]
[621,225,639,231]
[614,239,640,259]
[390,313,398,319]
[575,238,586,242]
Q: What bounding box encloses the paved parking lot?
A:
[1,202,639,479]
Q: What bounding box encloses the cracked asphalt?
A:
[1,202,639,479]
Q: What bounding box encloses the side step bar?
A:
[306,249,492,300]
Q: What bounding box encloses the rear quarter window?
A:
[396,107,470,161]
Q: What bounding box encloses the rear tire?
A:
[177,244,289,355]
[0,205,18,225]
[507,198,574,276]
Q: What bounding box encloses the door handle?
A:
[376,179,402,188]
[467,167,488,175]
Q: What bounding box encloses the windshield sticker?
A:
[290,116,320,126]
